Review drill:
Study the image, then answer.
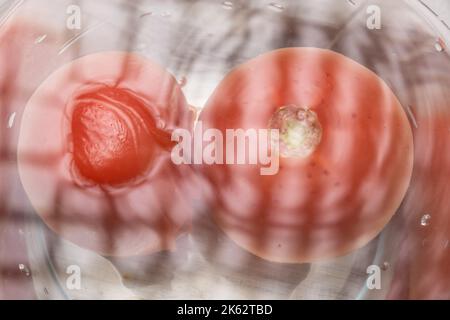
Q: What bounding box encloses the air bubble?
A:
[420,214,431,226]
[222,1,233,9]
[380,261,390,271]
[268,2,285,12]
[18,264,31,276]
[160,12,171,18]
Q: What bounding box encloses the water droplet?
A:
[435,43,443,52]
[7,112,16,128]
[222,1,234,9]
[18,264,31,276]
[435,38,445,52]
[35,34,47,44]
[420,214,431,226]
[380,261,390,271]
[268,2,285,12]
[178,76,187,87]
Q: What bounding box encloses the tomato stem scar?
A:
[269,105,322,158]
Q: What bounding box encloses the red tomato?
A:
[200,48,413,263]
[17,52,194,256]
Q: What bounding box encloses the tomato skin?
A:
[18,52,194,256]
[200,48,413,263]
[70,84,168,186]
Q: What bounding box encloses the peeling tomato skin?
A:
[200,48,414,263]
[69,84,171,186]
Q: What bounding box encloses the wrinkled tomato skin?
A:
[18,52,194,256]
[70,85,168,186]
[200,48,413,263]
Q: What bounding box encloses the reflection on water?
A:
[0,0,449,299]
